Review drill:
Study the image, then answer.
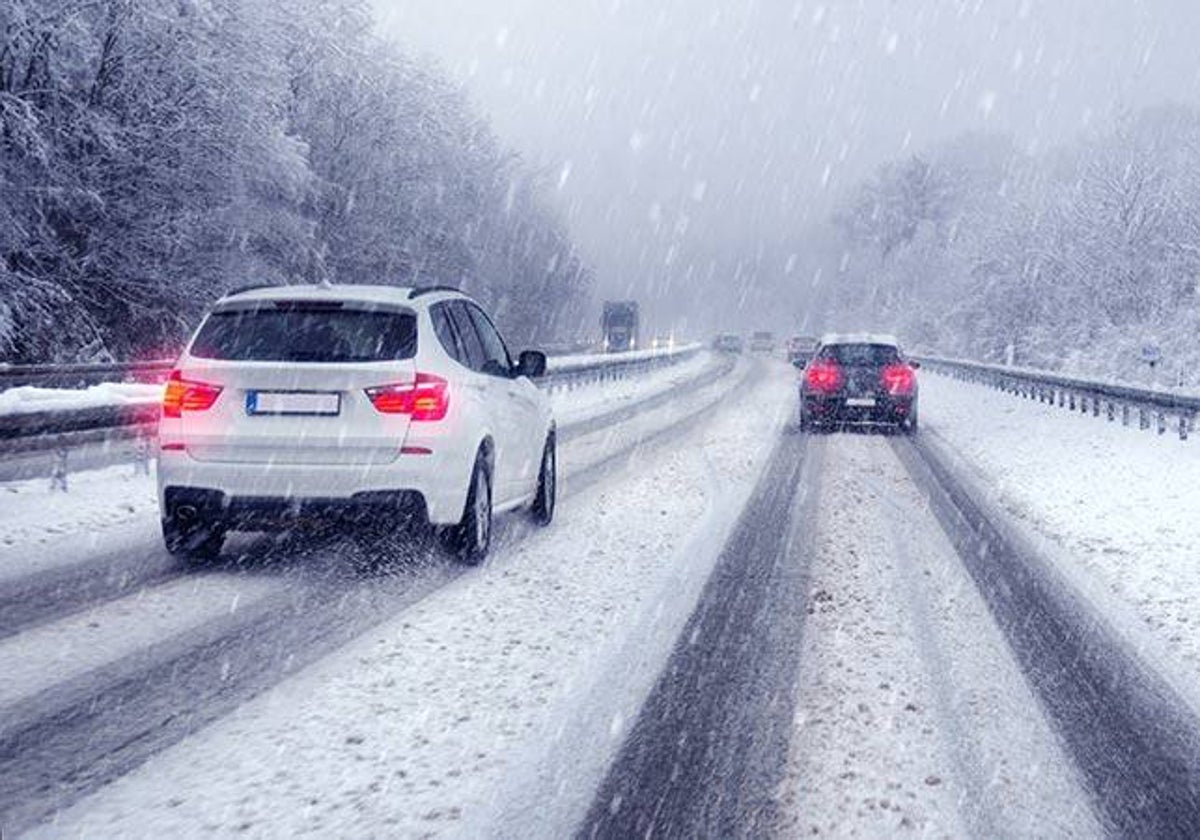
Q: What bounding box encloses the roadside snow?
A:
[0,382,160,416]
[549,349,714,426]
[546,342,700,373]
[921,373,1200,711]
[0,465,158,569]
[28,362,792,840]
[776,435,1099,838]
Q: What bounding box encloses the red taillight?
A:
[881,363,916,395]
[162,370,223,418]
[366,373,449,421]
[805,360,842,394]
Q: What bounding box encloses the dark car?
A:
[713,332,744,353]
[796,334,919,433]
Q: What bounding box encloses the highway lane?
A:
[586,424,1200,838]
[0,357,752,835]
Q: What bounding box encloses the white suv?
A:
[157,284,556,564]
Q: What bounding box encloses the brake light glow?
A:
[366,373,449,421]
[881,363,916,395]
[162,370,223,418]
[805,359,842,394]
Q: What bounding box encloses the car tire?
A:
[531,433,556,526]
[797,402,811,434]
[444,454,492,566]
[162,515,225,561]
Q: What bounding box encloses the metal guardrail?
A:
[917,354,1200,441]
[0,345,703,457]
[0,360,175,390]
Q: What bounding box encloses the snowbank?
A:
[0,382,161,417]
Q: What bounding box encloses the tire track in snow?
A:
[893,433,1200,839]
[579,427,820,839]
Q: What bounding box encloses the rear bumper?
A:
[157,446,471,527]
[801,393,916,426]
[162,486,427,530]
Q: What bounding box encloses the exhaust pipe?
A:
[175,504,199,522]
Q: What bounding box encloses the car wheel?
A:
[445,454,492,566]
[162,514,225,561]
[531,433,556,526]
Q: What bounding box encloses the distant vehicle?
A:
[602,300,639,352]
[158,284,556,566]
[797,333,919,434]
[786,335,818,365]
[713,332,744,353]
[749,331,775,353]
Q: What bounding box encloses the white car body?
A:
[157,284,554,533]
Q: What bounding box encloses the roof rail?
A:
[407,285,461,299]
[223,283,282,297]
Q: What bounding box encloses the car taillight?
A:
[881,363,916,395]
[366,373,449,421]
[162,370,223,418]
[805,360,842,394]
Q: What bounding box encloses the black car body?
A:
[797,334,919,433]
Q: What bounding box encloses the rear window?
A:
[819,343,901,366]
[190,306,417,362]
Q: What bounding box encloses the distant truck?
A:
[602,300,639,353]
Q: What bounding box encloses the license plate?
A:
[845,397,877,408]
[246,391,340,416]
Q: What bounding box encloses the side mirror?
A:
[791,358,807,369]
[516,350,547,379]
[910,361,921,370]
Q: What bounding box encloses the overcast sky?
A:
[372,0,1200,333]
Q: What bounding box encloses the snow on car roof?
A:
[818,332,901,347]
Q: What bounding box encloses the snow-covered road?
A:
[5,358,1200,838]
[776,435,1098,838]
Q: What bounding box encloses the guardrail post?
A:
[1180,414,1191,442]
[1158,412,1167,435]
[51,446,69,492]
[1122,404,1130,427]
[134,430,153,476]
[1140,408,1149,430]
